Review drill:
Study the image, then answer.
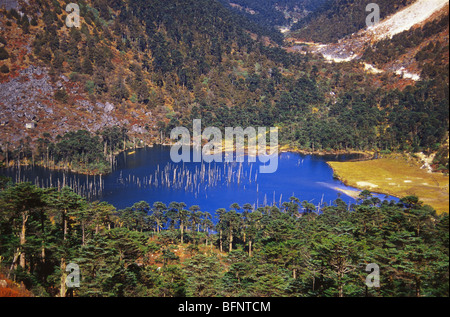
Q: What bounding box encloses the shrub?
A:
[0,46,10,60]
[0,273,33,297]
[0,64,10,73]
[54,88,68,103]
[85,80,95,94]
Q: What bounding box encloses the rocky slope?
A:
[0,0,162,153]
[288,0,449,82]
[0,0,448,172]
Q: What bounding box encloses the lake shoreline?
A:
[327,155,450,214]
[278,145,375,161]
[0,145,402,212]
[0,142,377,177]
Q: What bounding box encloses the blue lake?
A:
[0,145,398,214]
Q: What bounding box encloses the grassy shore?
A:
[328,154,449,214]
[279,144,374,158]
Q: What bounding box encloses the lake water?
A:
[0,145,398,214]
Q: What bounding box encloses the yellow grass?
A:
[328,155,450,214]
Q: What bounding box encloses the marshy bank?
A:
[328,154,449,214]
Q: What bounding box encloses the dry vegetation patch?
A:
[328,155,449,214]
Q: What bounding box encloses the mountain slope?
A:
[367,0,449,41]
[0,0,285,149]
[0,0,448,173]
[289,0,449,82]
[291,0,417,43]
[218,0,328,32]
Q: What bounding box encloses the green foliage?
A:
[28,127,130,174]
[0,64,10,73]
[0,181,448,297]
[0,0,448,296]
[433,144,449,174]
[0,46,10,60]
[184,254,223,297]
[54,88,68,103]
[292,0,415,43]
[20,0,448,157]
[218,0,327,35]
[85,80,95,94]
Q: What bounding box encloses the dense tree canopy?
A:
[0,182,448,297]
[2,0,448,174]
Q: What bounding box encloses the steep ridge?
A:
[367,0,449,40]
[291,0,417,43]
[289,0,449,81]
[0,0,283,150]
[218,0,328,33]
[0,0,448,173]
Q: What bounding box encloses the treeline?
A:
[0,181,448,297]
[217,0,328,30]
[291,0,416,43]
[362,14,449,84]
[2,0,448,169]
[1,126,129,174]
[166,72,449,157]
[19,0,285,106]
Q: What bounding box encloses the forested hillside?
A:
[218,0,328,31]
[362,11,449,84]
[0,0,449,299]
[1,0,448,174]
[0,181,448,297]
[291,0,416,43]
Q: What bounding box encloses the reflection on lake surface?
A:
[0,145,398,213]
